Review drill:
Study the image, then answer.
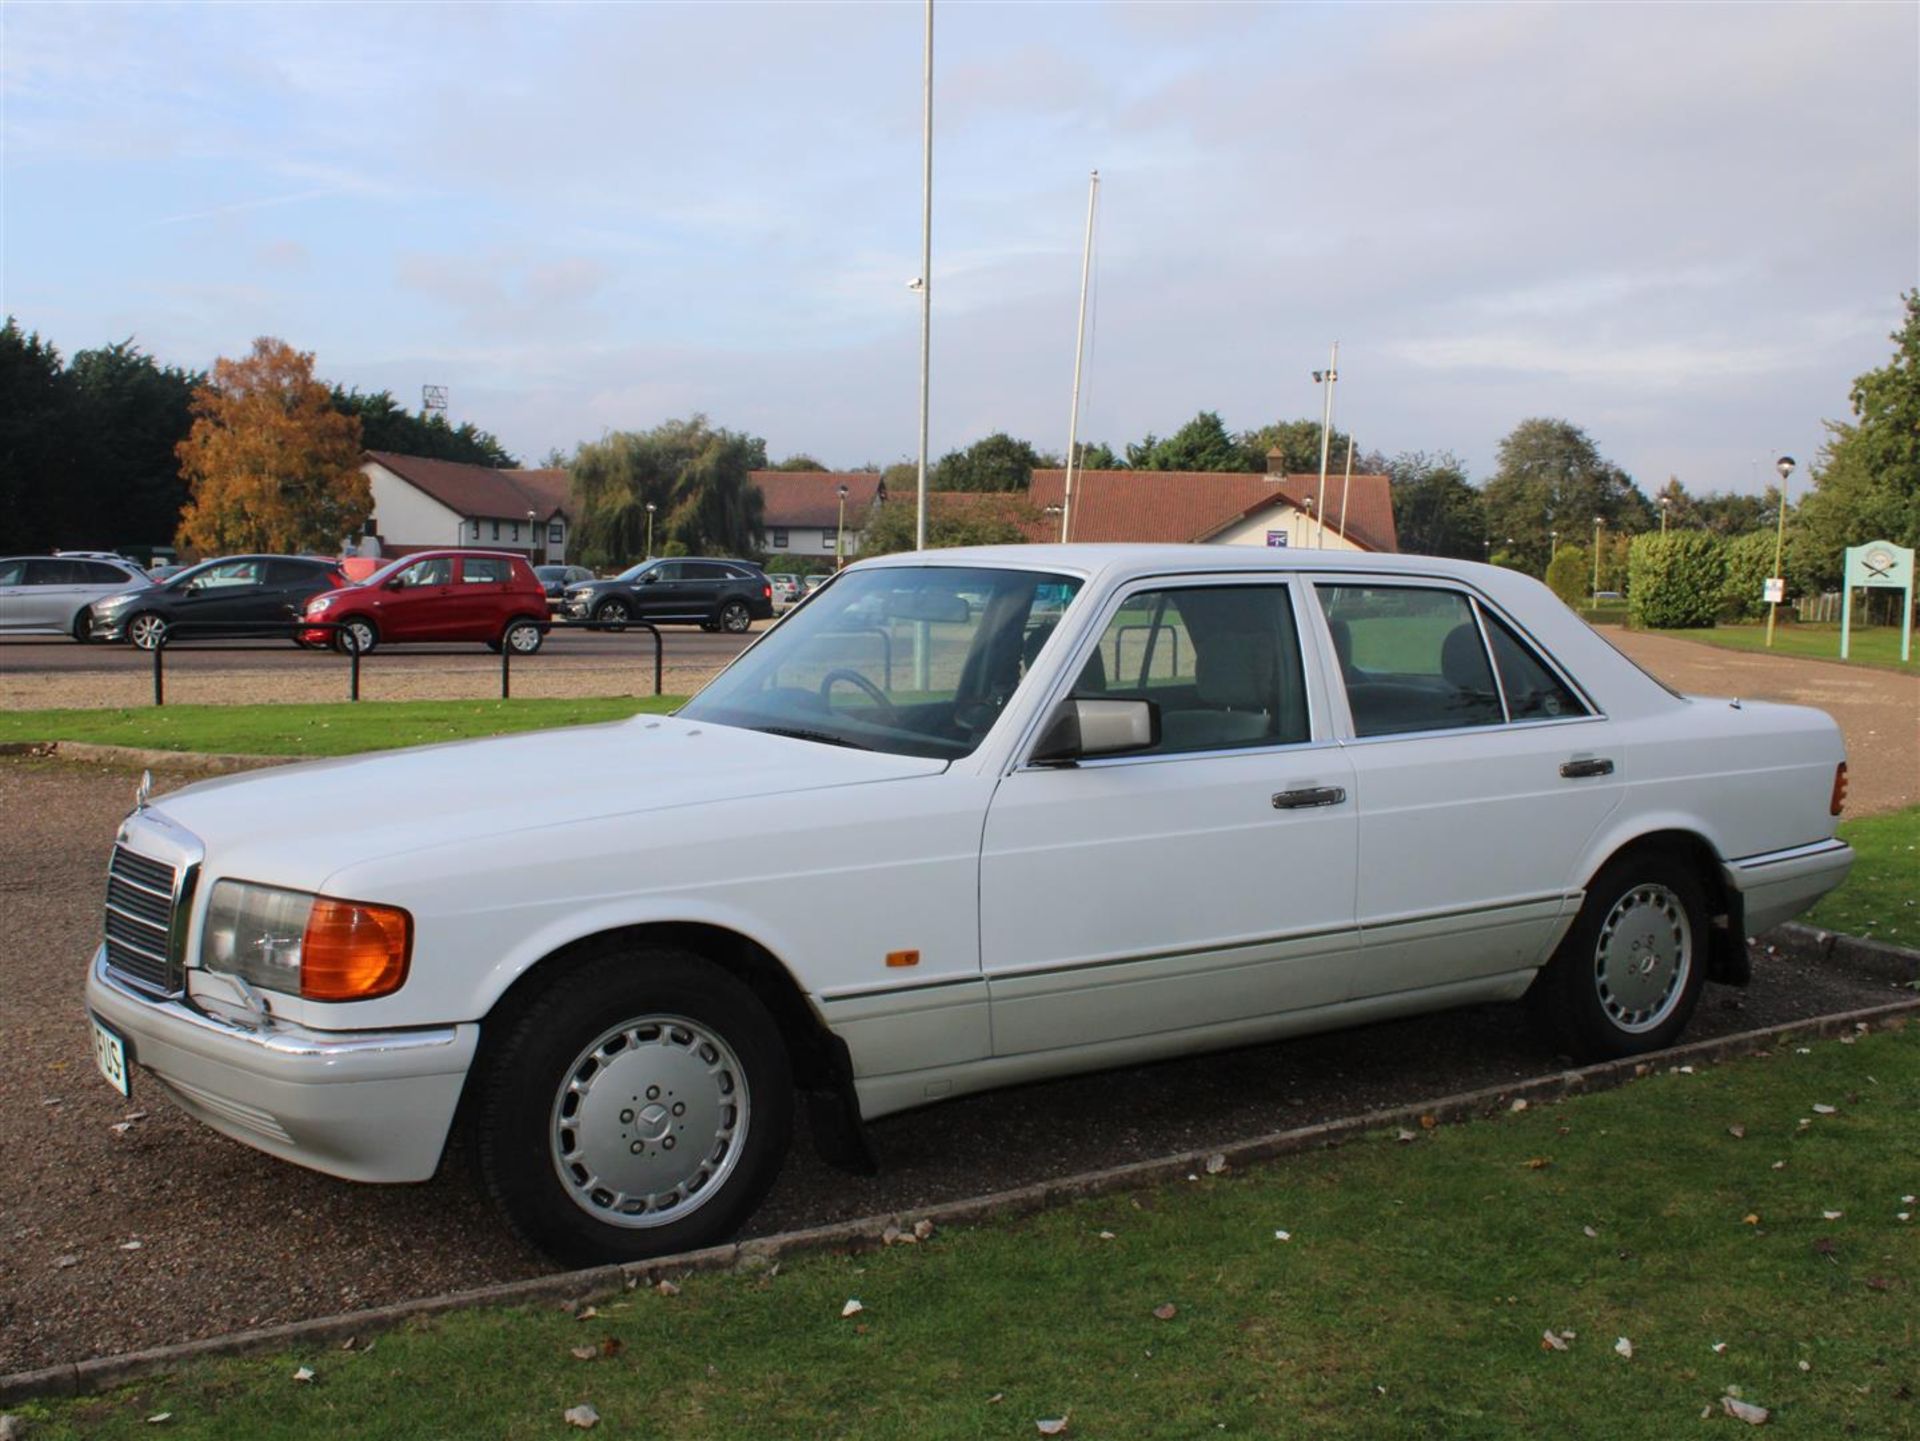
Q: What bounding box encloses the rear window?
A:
[463,557,511,584]
[1316,584,1503,737]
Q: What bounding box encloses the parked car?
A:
[88,555,346,649]
[84,546,1852,1266]
[298,549,549,655]
[562,557,773,632]
[535,564,596,611]
[766,572,801,607]
[802,573,829,595]
[0,554,152,641]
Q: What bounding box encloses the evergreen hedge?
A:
[1628,531,1727,628]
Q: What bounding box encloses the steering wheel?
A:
[819,668,898,725]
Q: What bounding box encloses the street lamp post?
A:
[835,484,849,571]
[1659,495,1670,535]
[527,510,537,564]
[1765,455,1795,648]
[1592,515,1604,600]
[1311,344,1339,549]
[645,502,656,561]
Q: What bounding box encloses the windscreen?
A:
[680,565,1083,759]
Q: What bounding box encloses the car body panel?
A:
[0,555,151,635]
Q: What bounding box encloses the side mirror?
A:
[639,572,659,585]
[1030,697,1160,766]
[385,577,405,591]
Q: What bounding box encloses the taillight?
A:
[763,584,772,599]
[1830,762,1848,817]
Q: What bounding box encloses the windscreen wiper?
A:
[755,725,875,751]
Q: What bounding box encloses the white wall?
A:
[763,525,862,561]
[365,463,467,550]
[1210,505,1366,552]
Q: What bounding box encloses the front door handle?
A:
[1559,757,1615,779]
[1272,786,1347,810]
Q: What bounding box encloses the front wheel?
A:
[1527,850,1709,1062]
[71,610,93,643]
[126,613,168,651]
[478,950,793,1267]
[334,617,378,655]
[716,599,752,634]
[593,599,630,632]
[503,617,545,655]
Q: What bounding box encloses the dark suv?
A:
[562,558,773,633]
[89,555,346,649]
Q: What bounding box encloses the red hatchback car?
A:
[299,550,550,655]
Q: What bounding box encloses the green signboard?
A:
[1840,539,1914,662]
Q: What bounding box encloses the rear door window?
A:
[1316,585,1503,737]
[461,557,510,584]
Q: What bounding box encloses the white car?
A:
[85,546,1853,1264]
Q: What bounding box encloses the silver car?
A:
[0,554,153,641]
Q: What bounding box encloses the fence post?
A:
[152,634,165,708]
[651,624,662,696]
[501,640,511,700]
[350,638,361,702]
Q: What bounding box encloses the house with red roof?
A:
[748,471,888,562]
[1027,462,1397,553]
[360,451,576,563]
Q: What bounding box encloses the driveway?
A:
[1,757,1909,1376]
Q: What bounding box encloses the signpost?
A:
[1840,540,1914,662]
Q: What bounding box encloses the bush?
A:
[1628,532,1727,628]
[1545,544,1591,607]
[1719,530,1783,620]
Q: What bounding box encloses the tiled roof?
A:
[750,471,888,529]
[366,451,574,522]
[1028,469,1397,553]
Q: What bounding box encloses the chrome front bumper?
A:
[85,946,479,1183]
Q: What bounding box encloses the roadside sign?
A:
[1267,530,1288,548]
[1762,577,1785,604]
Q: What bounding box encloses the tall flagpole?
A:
[1312,341,1339,549]
[915,0,933,552]
[1060,169,1099,544]
[1336,437,1354,546]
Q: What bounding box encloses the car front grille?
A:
[104,845,186,995]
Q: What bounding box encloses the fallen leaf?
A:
[1728,1124,1746,1139]
[54,1254,79,1269]
[1540,1330,1568,1352]
[987,1393,1004,1404]
[1614,1336,1633,1359]
[842,1299,864,1318]
[912,1219,935,1241]
[1898,1213,1912,1223]
[1823,1210,1844,1220]
[1799,1360,1812,1372]
[1273,1230,1292,1242]
[1905,1196,1917,1205]
[1582,1225,1599,1238]
[1525,1157,1552,1171]
[1204,1153,1228,1175]
[882,1224,904,1246]
[1153,1303,1177,1321]
[120,1240,143,1251]
[1712,1341,1728,1354]
[599,1337,623,1358]
[1510,1099,1529,1113]
[570,1346,596,1361]
[1395,1129,1418,1143]
[1097,1231,1116,1240]
[293,1366,315,1383]
[0,1417,21,1441]
[1419,1114,1437,1129]
[575,1306,599,1322]
[338,1337,357,1351]
[655,1280,680,1297]
[1865,1276,1892,1292]
[564,1403,600,1430]
[1772,1161,1788,1171]
[1742,1213,1761,1225]
[1721,1394,1770,1425]
[1036,1417,1070,1437]
[145,1414,172,1425]
[1813,1103,1838,1115]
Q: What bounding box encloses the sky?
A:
[4,2,1916,495]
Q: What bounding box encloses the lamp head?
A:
[1776,455,1795,481]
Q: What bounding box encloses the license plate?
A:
[91,1015,130,1098]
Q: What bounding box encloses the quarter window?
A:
[462,558,510,584]
[1482,609,1589,720]
[1073,585,1309,755]
[1316,585,1503,737]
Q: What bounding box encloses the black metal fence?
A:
[99,619,664,707]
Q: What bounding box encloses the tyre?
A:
[717,599,752,634]
[478,949,793,1267]
[71,609,93,643]
[1527,849,1709,1062]
[126,613,168,651]
[334,617,378,656]
[504,618,544,655]
[593,599,630,632]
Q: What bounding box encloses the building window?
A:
[491,521,500,540]
[470,520,481,539]
[363,517,378,536]
[772,529,788,548]
[548,523,563,544]
[824,530,838,552]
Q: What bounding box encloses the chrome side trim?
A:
[92,947,459,1059]
[1726,838,1852,873]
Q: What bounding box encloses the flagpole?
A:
[1060,169,1099,544]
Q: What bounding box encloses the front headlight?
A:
[202,879,411,1001]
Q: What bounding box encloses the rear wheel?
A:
[126,613,167,651]
[504,617,544,654]
[1527,849,1709,1061]
[717,599,752,634]
[478,949,793,1267]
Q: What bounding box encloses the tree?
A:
[174,338,369,555]
[1481,419,1653,575]
[70,340,202,550]
[0,319,80,551]
[1389,451,1485,560]
[1544,544,1591,608]
[766,454,829,472]
[857,494,1040,557]
[331,387,517,467]
[1794,290,1920,588]
[932,432,1052,492]
[1127,411,1245,472]
[571,416,766,568]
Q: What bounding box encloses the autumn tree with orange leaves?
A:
[174,338,369,555]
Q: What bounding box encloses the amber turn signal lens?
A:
[301,899,411,1001]
[1830,762,1848,817]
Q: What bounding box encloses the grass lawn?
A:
[22,1029,1917,1439]
[1663,622,1916,672]
[0,697,683,758]
[1804,804,1920,947]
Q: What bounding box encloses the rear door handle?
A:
[1559,757,1615,779]
[1272,786,1347,810]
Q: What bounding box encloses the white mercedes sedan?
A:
[86,546,1852,1264]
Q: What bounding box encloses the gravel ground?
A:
[2,757,1913,1375]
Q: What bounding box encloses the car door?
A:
[455,555,512,639]
[0,558,27,631]
[634,561,688,620]
[166,559,271,637]
[382,556,457,640]
[19,558,89,631]
[1312,580,1624,999]
[979,578,1359,1057]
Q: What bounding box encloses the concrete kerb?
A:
[0,741,289,775]
[1768,919,1920,986]
[6,996,1916,1406]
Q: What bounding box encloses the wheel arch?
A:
[1578,826,1747,985]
